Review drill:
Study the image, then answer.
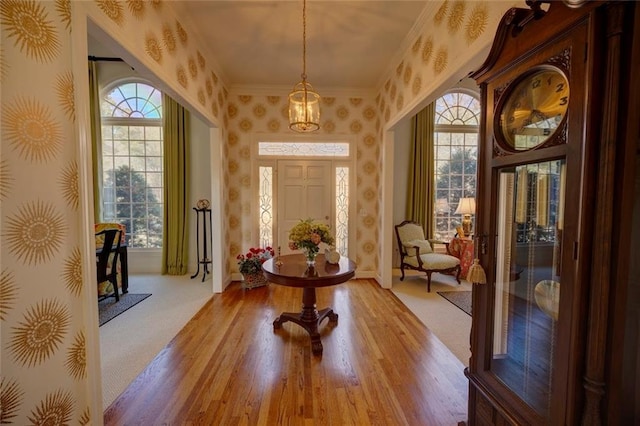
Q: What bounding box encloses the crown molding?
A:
[229,84,376,99]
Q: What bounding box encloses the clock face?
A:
[499,67,570,150]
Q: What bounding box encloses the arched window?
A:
[433,90,480,240]
[100,81,163,248]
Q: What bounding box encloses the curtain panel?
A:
[162,94,191,275]
[406,103,435,236]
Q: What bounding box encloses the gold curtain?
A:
[89,61,103,222]
[162,94,191,275]
[406,103,435,236]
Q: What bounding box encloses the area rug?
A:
[437,291,472,316]
[99,293,151,326]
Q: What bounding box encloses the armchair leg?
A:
[400,266,405,281]
[426,272,433,292]
[455,266,461,284]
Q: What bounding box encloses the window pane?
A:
[100,83,164,248]
[433,91,480,240]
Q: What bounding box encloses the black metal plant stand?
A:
[191,207,212,282]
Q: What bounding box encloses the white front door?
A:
[277,160,332,255]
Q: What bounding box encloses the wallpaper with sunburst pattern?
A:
[1,0,514,423]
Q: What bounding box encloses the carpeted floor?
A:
[98,293,152,326]
[437,291,472,316]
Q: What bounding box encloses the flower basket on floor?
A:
[237,246,274,289]
[242,272,268,289]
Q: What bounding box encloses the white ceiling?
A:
[169,1,430,91]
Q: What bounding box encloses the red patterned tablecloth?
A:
[447,237,475,278]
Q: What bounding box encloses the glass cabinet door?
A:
[490,159,565,419]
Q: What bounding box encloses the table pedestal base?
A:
[273,287,338,355]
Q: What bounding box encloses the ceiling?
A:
[168,1,430,91]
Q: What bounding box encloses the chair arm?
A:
[428,239,450,253]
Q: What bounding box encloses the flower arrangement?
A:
[288,218,335,261]
[237,246,274,275]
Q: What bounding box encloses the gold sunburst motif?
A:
[211,101,218,118]
[205,78,213,97]
[323,119,336,133]
[162,23,176,54]
[1,0,60,63]
[197,51,205,69]
[336,106,349,120]
[397,94,404,111]
[66,331,87,379]
[434,0,449,25]
[363,106,376,121]
[364,134,375,147]
[422,37,434,64]
[448,0,466,34]
[6,200,66,265]
[145,33,162,63]
[239,119,252,132]
[350,120,362,134]
[127,0,145,20]
[63,247,82,296]
[197,89,205,106]
[0,159,13,199]
[267,96,280,105]
[412,36,422,54]
[176,65,188,88]
[96,0,125,26]
[188,57,198,78]
[1,269,18,321]
[55,0,71,31]
[60,161,79,209]
[253,104,266,118]
[228,159,239,174]
[389,84,397,101]
[228,187,239,202]
[228,131,238,146]
[218,92,224,108]
[211,71,218,84]
[79,407,91,426]
[150,0,161,10]
[10,299,70,367]
[1,378,24,423]
[238,95,252,104]
[176,20,188,45]
[55,70,75,122]
[267,118,280,132]
[27,389,74,425]
[0,46,8,83]
[412,75,422,95]
[228,103,238,118]
[465,3,488,44]
[3,96,62,163]
[349,98,362,107]
[434,47,449,74]
[396,61,403,77]
[403,65,412,85]
[322,96,335,106]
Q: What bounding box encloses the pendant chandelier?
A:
[288,0,320,132]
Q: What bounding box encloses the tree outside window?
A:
[433,91,480,240]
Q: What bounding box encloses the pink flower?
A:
[310,233,321,245]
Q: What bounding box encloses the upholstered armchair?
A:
[394,220,461,292]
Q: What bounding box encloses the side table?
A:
[447,237,475,278]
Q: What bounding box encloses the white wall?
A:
[392,117,412,266]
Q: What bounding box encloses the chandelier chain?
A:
[302,0,307,80]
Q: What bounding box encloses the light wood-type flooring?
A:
[104,279,468,425]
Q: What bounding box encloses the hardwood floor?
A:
[104,279,468,425]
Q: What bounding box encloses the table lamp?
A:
[455,197,476,237]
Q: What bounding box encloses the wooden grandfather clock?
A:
[467,1,640,425]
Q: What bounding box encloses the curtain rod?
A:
[88,56,125,62]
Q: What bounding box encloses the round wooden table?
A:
[262,253,356,355]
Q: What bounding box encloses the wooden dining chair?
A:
[96,228,122,302]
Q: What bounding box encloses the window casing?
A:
[100,81,163,248]
[433,91,480,240]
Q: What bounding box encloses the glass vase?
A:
[303,248,318,267]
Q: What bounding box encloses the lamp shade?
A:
[454,197,476,215]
